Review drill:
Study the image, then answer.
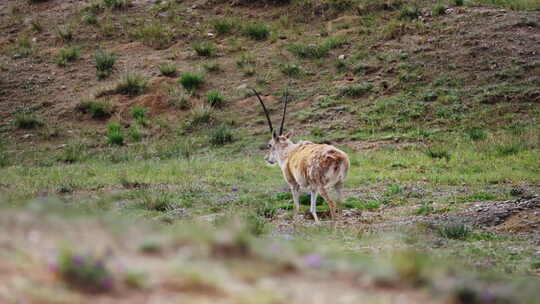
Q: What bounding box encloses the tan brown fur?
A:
[266,135,349,223]
[252,88,349,222]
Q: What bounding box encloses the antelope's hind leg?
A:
[310,192,320,224]
[335,181,344,214]
[318,187,337,222]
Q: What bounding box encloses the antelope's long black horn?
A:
[250,88,274,135]
[279,86,289,136]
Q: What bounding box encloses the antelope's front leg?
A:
[290,185,301,216]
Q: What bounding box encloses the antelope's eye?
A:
[267,144,272,149]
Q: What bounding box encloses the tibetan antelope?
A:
[252,88,349,223]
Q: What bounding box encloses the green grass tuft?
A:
[56,25,74,42]
[115,73,148,96]
[158,63,177,77]
[242,23,270,40]
[179,73,204,92]
[193,42,217,57]
[106,122,124,145]
[14,113,42,129]
[95,50,117,79]
[76,99,113,119]
[437,221,472,240]
[209,125,234,146]
[133,23,172,50]
[56,47,80,66]
[206,90,226,108]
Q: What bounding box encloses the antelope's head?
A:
[251,88,292,167]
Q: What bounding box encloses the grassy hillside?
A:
[0,0,539,302]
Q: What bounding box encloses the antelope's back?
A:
[285,143,349,189]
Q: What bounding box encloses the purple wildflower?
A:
[72,255,85,266]
[303,253,323,268]
[231,186,239,192]
[48,262,59,273]
[100,277,114,291]
[280,234,294,241]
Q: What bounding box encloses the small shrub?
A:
[338,83,373,97]
[123,271,146,289]
[414,204,434,215]
[76,99,113,119]
[138,191,175,211]
[245,213,266,236]
[209,125,234,146]
[57,142,86,163]
[139,240,162,254]
[95,50,116,79]
[288,43,328,59]
[103,0,129,9]
[466,193,497,201]
[236,52,256,68]
[437,221,472,240]
[56,25,74,42]
[193,42,217,57]
[384,184,403,196]
[342,198,380,210]
[465,127,486,141]
[202,61,222,73]
[82,13,98,25]
[280,63,302,77]
[190,104,213,125]
[168,87,191,110]
[133,23,172,49]
[425,147,451,161]
[453,0,464,6]
[30,19,43,32]
[12,38,33,58]
[495,142,525,156]
[128,126,142,142]
[334,59,348,72]
[211,18,237,35]
[115,73,148,96]
[432,3,447,16]
[158,63,177,77]
[206,90,226,108]
[0,144,9,168]
[14,113,41,129]
[287,37,346,60]
[179,73,204,92]
[52,247,113,293]
[82,1,103,14]
[242,23,270,40]
[157,140,194,160]
[106,122,124,145]
[399,6,421,20]
[131,106,148,125]
[323,36,348,49]
[56,47,80,66]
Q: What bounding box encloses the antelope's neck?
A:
[277,142,300,169]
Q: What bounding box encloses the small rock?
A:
[236,83,248,90]
[207,32,214,37]
[338,54,345,60]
